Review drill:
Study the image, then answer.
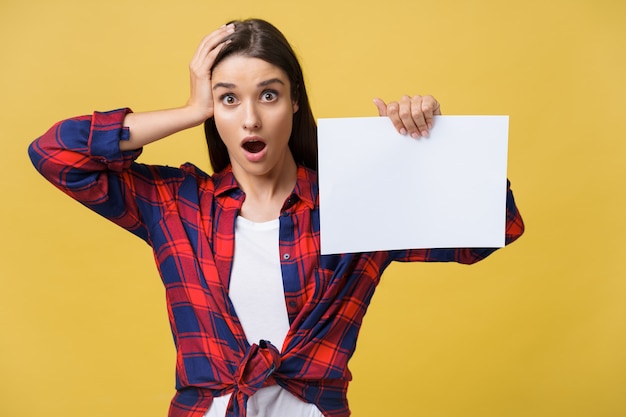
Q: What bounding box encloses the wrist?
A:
[184,100,213,126]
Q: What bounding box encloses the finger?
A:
[399,95,423,138]
[206,38,231,64]
[385,101,407,135]
[409,95,430,137]
[192,24,235,67]
[202,24,235,51]
[373,98,388,117]
[420,95,441,130]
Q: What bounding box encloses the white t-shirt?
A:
[204,216,323,417]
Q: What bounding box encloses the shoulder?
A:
[179,162,212,180]
[125,162,216,199]
[177,162,216,192]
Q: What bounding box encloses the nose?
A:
[242,101,261,130]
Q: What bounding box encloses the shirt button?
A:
[282,253,291,260]
[288,301,298,308]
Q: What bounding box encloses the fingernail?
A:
[400,128,407,135]
[421,130,429,138]
[411,132,420,139]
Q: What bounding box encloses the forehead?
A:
[212,55,290,87]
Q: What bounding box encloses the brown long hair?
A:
[204,19,317,173]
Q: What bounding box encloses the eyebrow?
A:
[213,78,286,90]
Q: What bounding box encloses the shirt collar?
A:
[213,165,318,211]
[213,165,240,197]
[292,165,317,211]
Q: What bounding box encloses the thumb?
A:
[373,98,387,116]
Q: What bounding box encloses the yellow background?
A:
[1,0,625,416]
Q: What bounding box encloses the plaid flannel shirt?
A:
[29,108,524,417]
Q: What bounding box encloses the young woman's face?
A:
[211,55,299,180]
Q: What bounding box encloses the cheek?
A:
[213,111,238,142]
[270,108,295,137]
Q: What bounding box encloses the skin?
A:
[374,95,442,138]
[211,55,299,221]
[118,23,442,221]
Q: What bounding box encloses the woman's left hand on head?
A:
[374,95,441,138]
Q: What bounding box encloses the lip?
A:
[240,136,268,162]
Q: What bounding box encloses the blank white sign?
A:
[317,115,509,255]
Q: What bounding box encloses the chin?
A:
[233,160,274,177]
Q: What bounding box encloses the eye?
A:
[261,90,278,102]
[220,94,238,105]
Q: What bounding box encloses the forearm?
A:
[29,109,139,197]
[120,105,209,151]
[29,108,166,241]
[503,180,524,245]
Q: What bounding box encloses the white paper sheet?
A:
[317,116,509,255]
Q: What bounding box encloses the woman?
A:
[29,19,524,417]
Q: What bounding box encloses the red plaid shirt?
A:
[29,108,524,417]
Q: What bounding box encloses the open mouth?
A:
[242,139,266,154]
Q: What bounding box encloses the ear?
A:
[292,100,299,114]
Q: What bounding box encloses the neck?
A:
[233,158,298,222]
